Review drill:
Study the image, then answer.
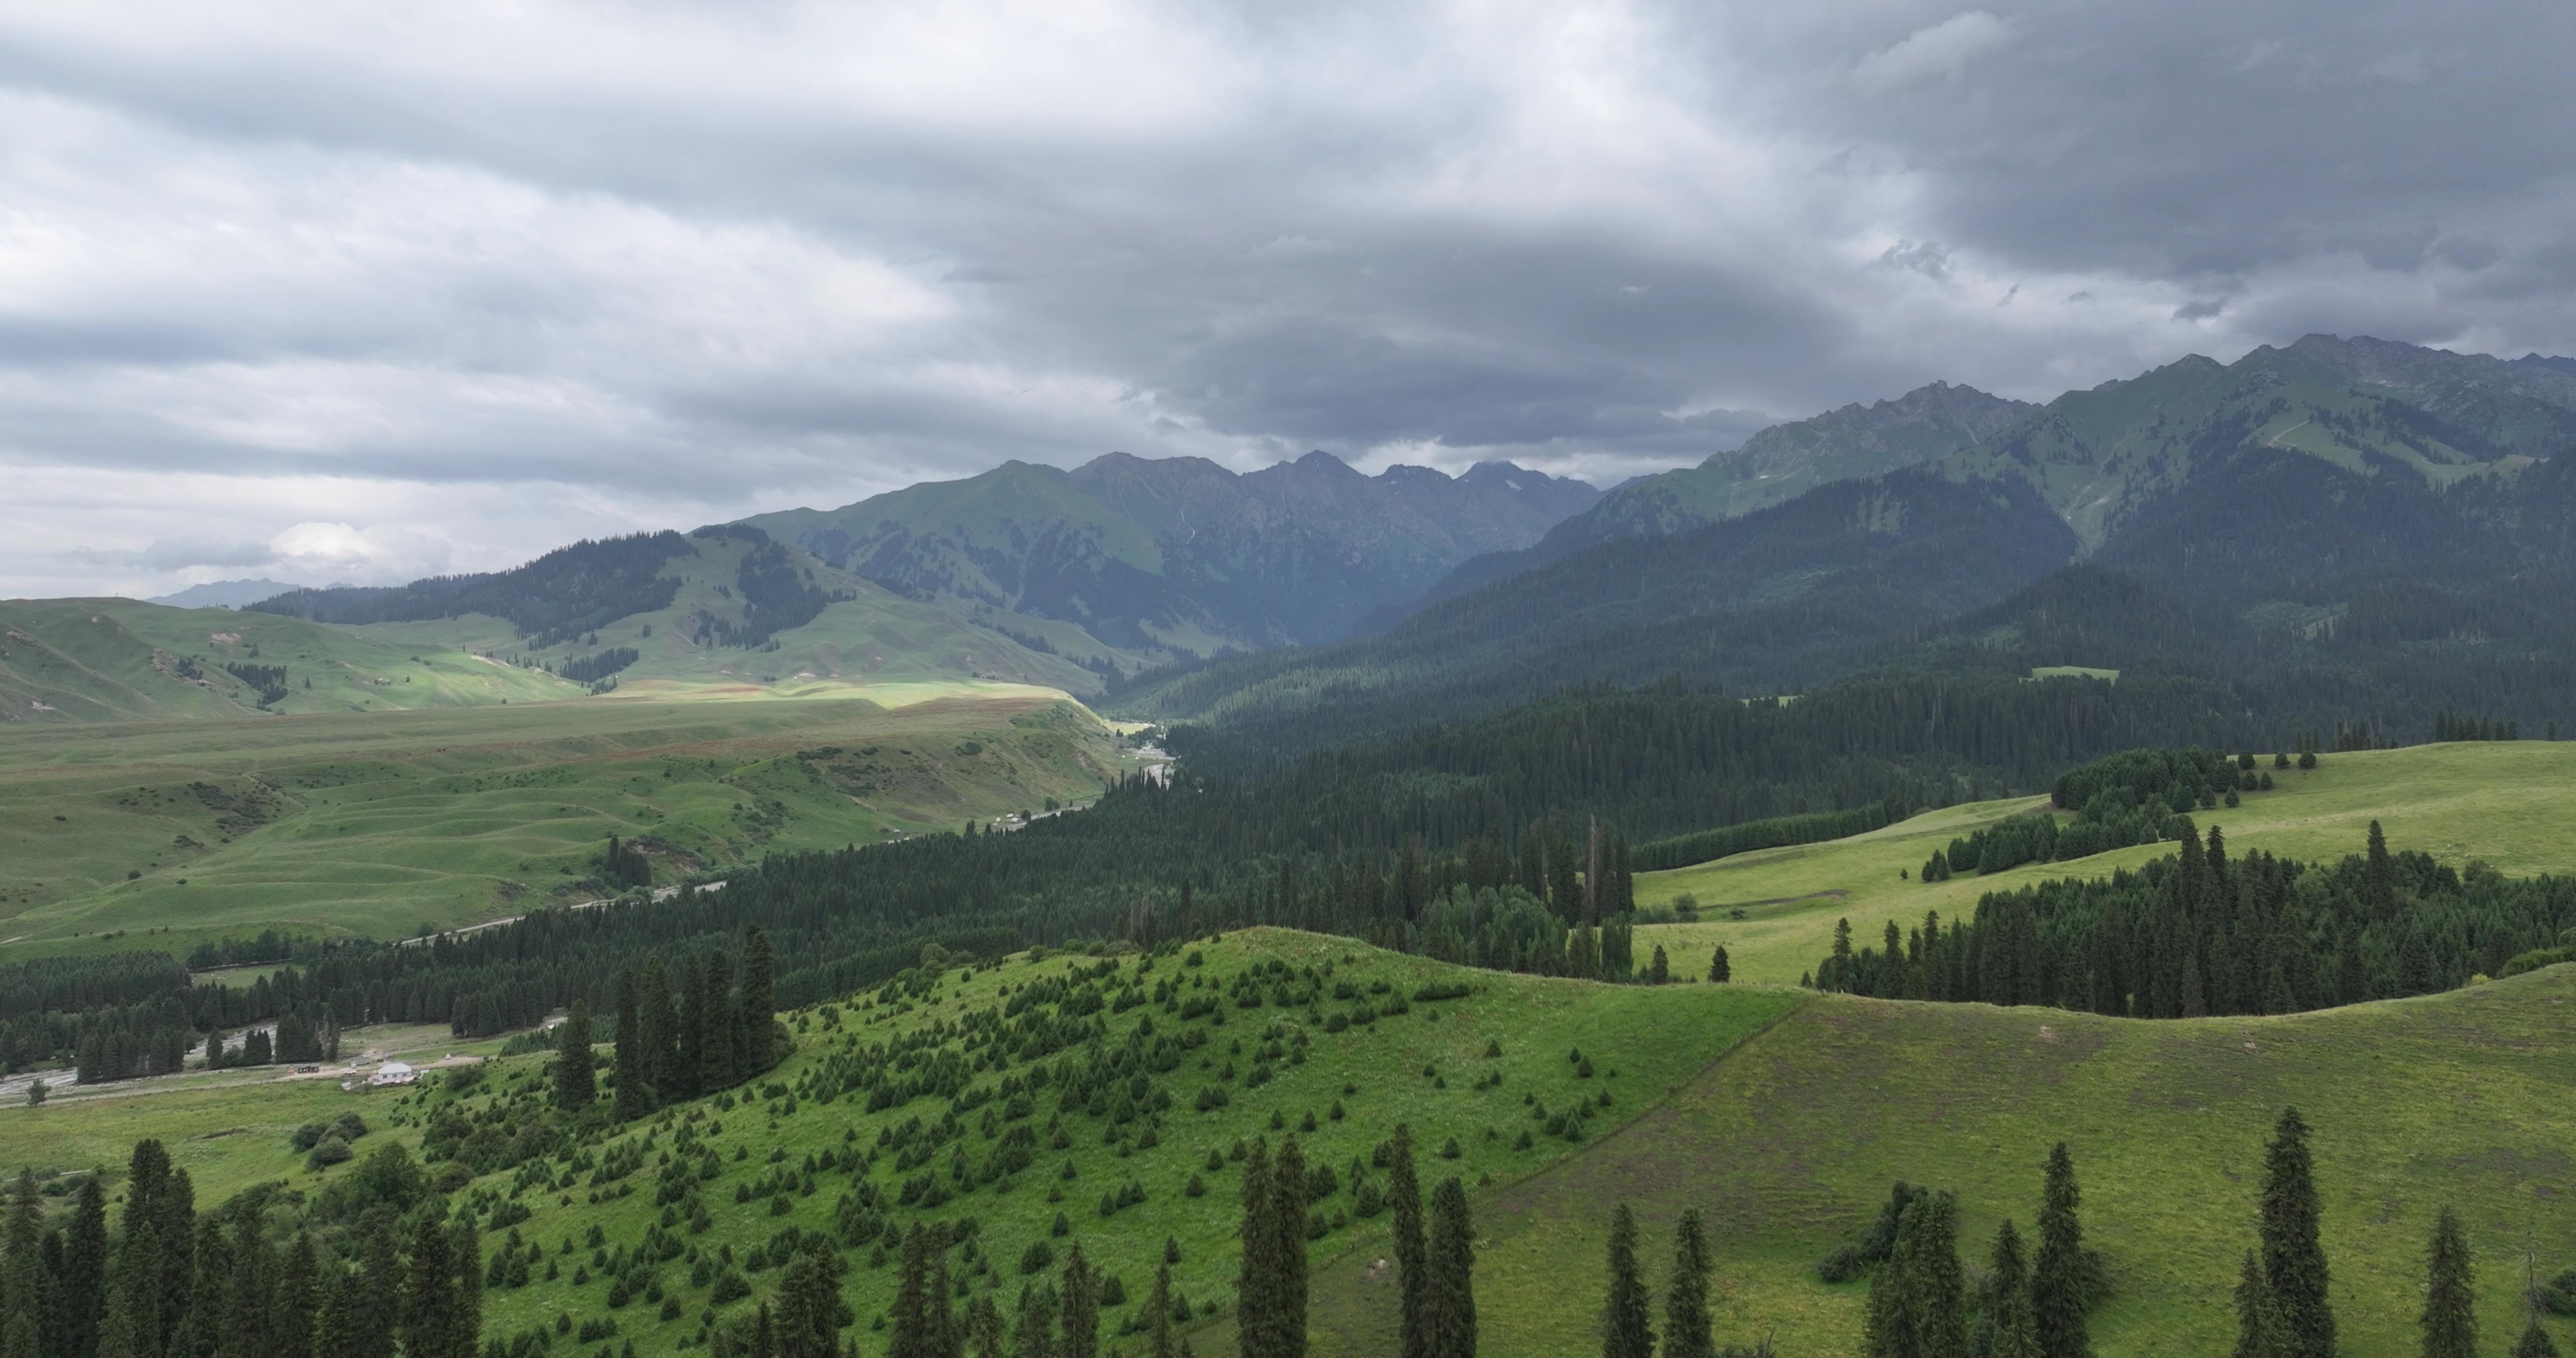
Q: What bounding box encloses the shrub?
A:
[307,1136,354,1171]
[1019,1241,1054,1275]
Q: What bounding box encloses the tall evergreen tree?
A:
[776,1245,849,1358]
[702,950,739,1092]
[1899,1194,1967,1358]
[403,1212,457,1358]
[1,1169,39,1356]
[1270,1137,1309,1358]
[1985,1220,2038,1358]
[1663,1207,1713,1358]
[1236,1139,1276,1358]
[1013,1282,1058,1358]
[611,969,651,1121]
[172,1215,223,1358]
[1601,1204,1652,1358]
[2365,821,2396,918]
[2030,1143,2092,1358]
[63,1174,107,1358]
[350,1219,402,1358]
[451,1213,482,1358]
[2259,1109,2336,1358]
[1144,1262,1178,1358]
[2420,1207,2475,1358]
[220,1201,276,1358]
[676,955,709,1102]
[1388,1126,1429,1358]
[739,925,777,1074]
[1059,1244,1099,1358]
[891,1225,935,1358]
[2514,1320,2562,1358]
[637,959,679,1108]
[969,1294,1007,1358]
[554,999,596,1111]
[1426,1177,1476,1358]
[2230,1249,2276,1358]
[276,1233,317,1358]
[152,1168,193,1352]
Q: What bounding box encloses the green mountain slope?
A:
[744,451,1600,653]
[0,691,1136,950]
[1400,382,2033,613]
[0,598,577,726]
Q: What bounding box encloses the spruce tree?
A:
[891,1225,935,1358]
[63,1173,106,1358]
[1985,1220,2037,1358]
[277,1232,317,1358]
[2230,1249,2276,1358]
[740,924,778,1074]
[152,1168,193,1351]
[452,1213,483,1358]
[611,969,652,1120]
[2420,1207,2475,1358]
[403,1212,457,1358]
[2514,1320,2562,1358]
[554,999,596,1111]
[221,1201,278,1358]
[1663,1207,1713,1358]
[970,1294,1007,1358]
[2260,1109,2336,1358]
[2030,1143,2092,1358]
[703,949,740,1091]
[1602,1203,1652,1358]
[1237,1139,1276,1358]
[1900,1194,1967,1358]
[1709,946,1730,984]
[1014,1282,1059,1358]
[0,1170,37,1350]
[1060,1244,1099,1358]
[1389,1126,1430,1358]
[1271,1137,1309,1358]
[352,1217,402,1358]
[1427,1177,1476,1358]
[676,954,709,1101]
[2365,821,2395,919]
[1145,1262,1177,1358]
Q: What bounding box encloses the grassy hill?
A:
[0,688,1138,954]
[0,598,579,725]
[1634,740,2576,988]
[1290,966,2576,1357]
[0,930,1802,1354]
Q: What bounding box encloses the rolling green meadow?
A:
[0,686,1139,955]
[1635,740,2576,987]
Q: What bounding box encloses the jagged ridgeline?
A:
[1816,748,2576,1014]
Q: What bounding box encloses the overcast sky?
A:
[7,1,2575,598]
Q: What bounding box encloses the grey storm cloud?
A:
[5,1,2576,597]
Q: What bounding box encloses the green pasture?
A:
[0,692,1134,955]
[1635,740,2576,987]
[1294,966,2576,1357]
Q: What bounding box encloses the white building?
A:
[368,1061,417,1087]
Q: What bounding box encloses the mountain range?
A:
[1120,334,2576,747]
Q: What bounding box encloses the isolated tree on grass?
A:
[1427,1176,1477,1358]
[1664,1207,1715,1358]
[553,999,595,1110]
[1144,1261,1178,1358]
[2031,1143,2093,1358]
[1602,1203,1653,1358]
[2420,1207,2475,1358]
[1709,946,1730,984]
[2260,1109,2337,1358]
[1389,1125,1430,1358]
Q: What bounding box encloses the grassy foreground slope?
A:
[0,931,1801,1355]
[0,690,1134,953]
[1637,740,2576,985]
[1292,967,2576,1358]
